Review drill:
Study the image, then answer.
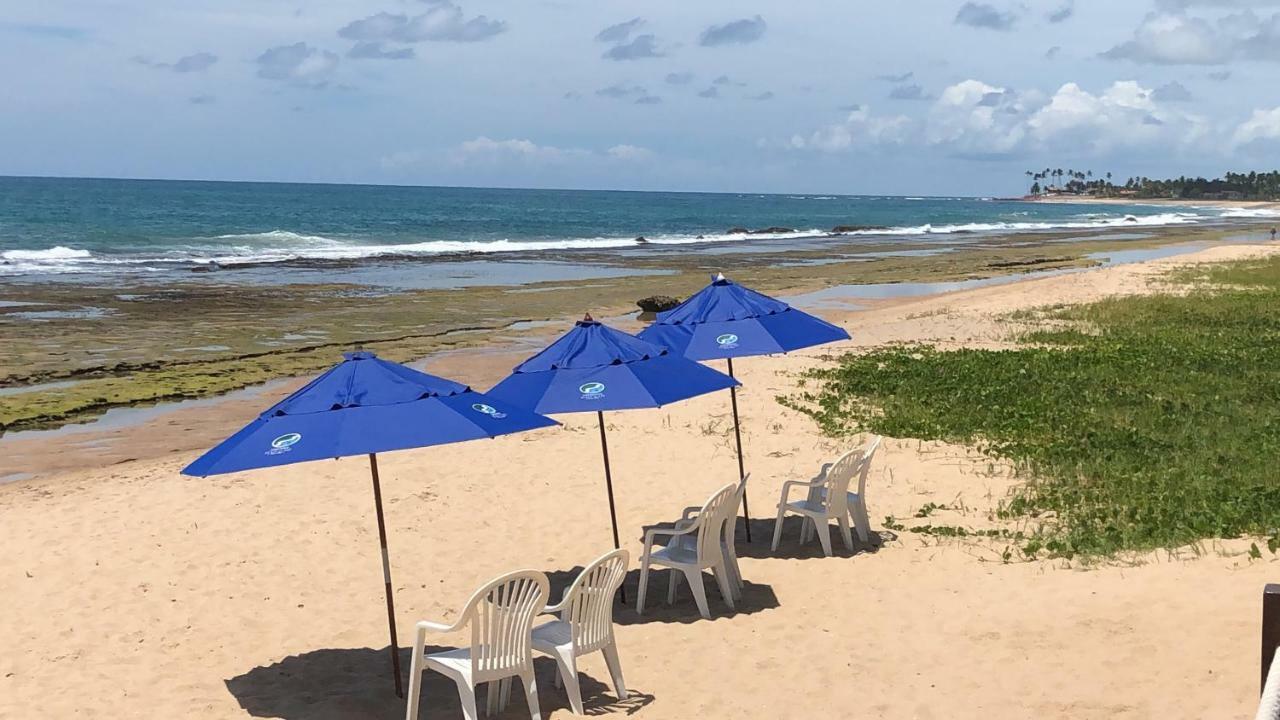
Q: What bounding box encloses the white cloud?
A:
[1104,10,1280,64]
[926,80,1030,156]
[338,1,505,46]
[256,43,339,87]
[1233,107,1280,145]
[784,79,1208,159]
[596,18,644,43]
[788,106,912,152]
[606,144,653,161]
[1103,13,1230,64]
[133,52,218,73]
[443,137,654,166]
[954,3,1019,31]
[699,16,766,46]
[603,34,663,60]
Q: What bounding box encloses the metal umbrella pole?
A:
[368,453,404,697]
[596,411,626,602]
[726,358,753,542]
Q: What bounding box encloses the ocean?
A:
[0,176,1268,286]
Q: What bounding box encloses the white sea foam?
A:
[0,209,1229,276]
[832,212,1203,237]
[1218,207,1280,218]
[1,246,92,261]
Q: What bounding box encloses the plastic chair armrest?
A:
[418,619,462,633]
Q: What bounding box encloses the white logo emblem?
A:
[472,402,507,419]
[266,432,301,455]
[716,333,739,349]
[579,382,606,399]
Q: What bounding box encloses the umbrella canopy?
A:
[182,350,557,695]
[184,351,555,475]
[637,274,851,541]
[487,316,738,594]
[488,316,739,414]
[637,273,850,360]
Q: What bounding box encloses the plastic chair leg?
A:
[602,641,628,700]
[713,562,736,612]
[666,568,682,604]
[684,569,711,619]
[455,679,480,720]
[770,506,787,551]
[852,502,871,543]
[551,649,582,715]
[636,560,651,614]
[521,671,542,720]
[486,681,501,715]
[816,519,834,557]
[404,630,427,720]
[837,516,854,551]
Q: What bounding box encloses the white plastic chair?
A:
[771,437,880,556]
[531,549,630,715]
[637,483,738,619]
[405,569,550,720]
[671,474,749,599]
[816,437,881,544]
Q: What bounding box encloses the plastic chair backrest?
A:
[461,569,550,682]
[559,548,629,654]
[723,473,750,546]
[695,483,738,563]
[822,446,867,515]
[854,437,882,499]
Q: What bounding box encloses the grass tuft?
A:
[785,255,1280,558]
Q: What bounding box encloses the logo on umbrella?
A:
[471,402,507,419]
[716,333,739,349]
[266,432,302,455]
[579,382,606,399]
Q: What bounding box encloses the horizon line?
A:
[0,173,1000,200]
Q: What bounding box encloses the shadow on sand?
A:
[226,646,653,719]
[733,516,890,560]
[542,565,780,627]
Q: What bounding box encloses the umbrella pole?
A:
[727,358,753,542]
[369,453,404,698]
[597,411,626,603]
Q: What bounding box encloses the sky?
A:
[4,0,1280,195]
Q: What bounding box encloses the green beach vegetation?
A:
[786,255,1280,559]
[1025,167,1280,201]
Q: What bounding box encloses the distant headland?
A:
[1021,168,1280,202]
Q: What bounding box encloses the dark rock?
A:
[726,227,749,234]
[634,236,649,244]
[748,226,796,234]
[831,224,888,234]
[636,295,681,313]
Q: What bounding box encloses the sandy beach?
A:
[3,240,1279,719]
[1026,195,1280,212]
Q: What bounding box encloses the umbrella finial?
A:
[583,312,595,323]
[712,272,728,284]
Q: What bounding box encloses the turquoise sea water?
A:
[0,176,1264,285]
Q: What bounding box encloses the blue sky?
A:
[4,0,1280,195]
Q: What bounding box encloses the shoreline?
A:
[4,221,1272,437]
[0,230,1271,484]
[1022,194,1280,210]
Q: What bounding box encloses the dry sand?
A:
[3,243,1280,720]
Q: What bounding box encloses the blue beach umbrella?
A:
[182,351,557,696]
[638,273,851,541]
[487,315,739,572]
